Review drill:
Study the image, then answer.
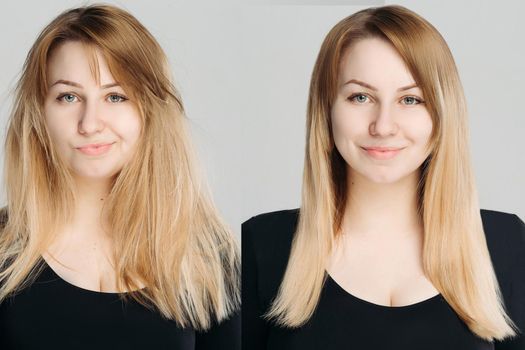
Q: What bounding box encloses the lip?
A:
[361,146,405,160]
[76,142,115,156]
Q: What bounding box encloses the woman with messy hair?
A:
[242,5,524,350]
[0,4,240,349]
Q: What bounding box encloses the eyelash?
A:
[347,93,425,105]
[56,93,129,103]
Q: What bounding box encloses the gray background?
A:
[0,1,523,242]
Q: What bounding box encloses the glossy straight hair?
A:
[265,5,518,342]
[0,4,239,330]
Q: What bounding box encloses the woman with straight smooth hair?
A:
[0,4,240,349]
[242,5,524,350]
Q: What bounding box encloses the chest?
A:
[0,271,194,350]
[326,232,439,307]
[264,280,494,350]
[43,234,121,293]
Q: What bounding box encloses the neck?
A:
[67,176,113,240]
[342,168,422,239]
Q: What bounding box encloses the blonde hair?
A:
[265,4,518,342]
[0,4,239,330]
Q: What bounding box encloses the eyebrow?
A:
[342,79,419,92]
[50,79,121,89]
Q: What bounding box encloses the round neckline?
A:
[326,273,442,310]
[41,257,146,296]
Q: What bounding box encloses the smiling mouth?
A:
[361,146,404,151]
[360,146,405,160]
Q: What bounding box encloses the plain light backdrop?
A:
[0,1,523,242]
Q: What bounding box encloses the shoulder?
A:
[480,208,524,237]
[480,209,525,270]
[242,209,300,306]
[242,208,299,260]
[242,208,300,265]
[480,209,525,333]
[242,209,299,245]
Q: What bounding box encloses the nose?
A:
[369,103,399,137]
[78,100,104,135]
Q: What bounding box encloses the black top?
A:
[0,259,240,350]
[242,209,525,350]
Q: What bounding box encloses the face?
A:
[331,37,433,184]
[44,41,141,182]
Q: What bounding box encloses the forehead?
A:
[339,37,416,88]
[46,41,114,86]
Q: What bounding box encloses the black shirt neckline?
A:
[41,257,146,296]
[325,272,443,311]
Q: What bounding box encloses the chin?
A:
[72,167,121,181]
[353,167,405,184]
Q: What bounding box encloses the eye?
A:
[107,94,128,103]
[347,93,425,106]
[402,96,424,105]
[348,93,370,104]
[57,93,79,103]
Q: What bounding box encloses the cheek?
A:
[43,102,74,147]
[115,109,142,144]
[331,101,366,147]
[405,114,433,146]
